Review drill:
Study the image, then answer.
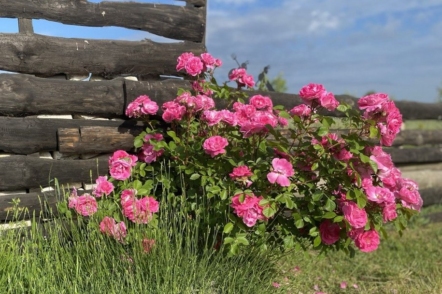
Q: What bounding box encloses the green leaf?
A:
[369,126,379,138]
[134,137,143,148]
[313,235,321,247]
[223,223,234,234]
[324,198,336,212]
[323,211,337,219]
[333,215,344,223]
[263,206,276,218]
[190,173,200,180]
[359,153,370,164]
[317,126,329,136]
[168,141,177,151]
[337,104,348,112]
[166,130,181,143]
[236,236,249,246]
[224,237,234,245]
[278,110,291,119]
[312,191,323,201]
[311,162,319,171]
[295,218,304,229]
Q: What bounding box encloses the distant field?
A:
[405,120,442,130]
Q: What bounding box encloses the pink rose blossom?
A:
[382,203,398,222]
[200,53,216,68]
[358,93,389,113]
[299,83,325,105]
[99,216,127,242]
[272,282,281,288]
[229,166,253,179]
[93,176,114,197]
[109,150,138,167]
[231,194,266,227]
[176,52,194,71]
[121,190,159,224]
[319,91,339,111]
[240,74,255,88]
[201,110,222,126]
[162,101,186,122]
[267,158,294,187]
[68,193,98,216]
[219,110,238,126]
[365,186,395,204]
[184,56,204,76]
[194,94,215,111]
[353,229,380,252]
[319,220,341,245]
[249,95,273,111]
[214,58,222,67]
[228,68,246,81]
[397,178,423,211]
[203,136,228,157]
[110,159,133,180]
[126,95,158,117]
[341,201,367,229]
[139,144,164,163]
[340,282,347,289]
[278,116,288,127]
[289,104,312,117]
[369,146,394,179]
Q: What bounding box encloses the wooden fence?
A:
[0,0,207,220]
[0,0,441,221]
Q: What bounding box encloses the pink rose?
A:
[201,110,223,126]
[139,144,164,163]
[358,93,389,113]
[240,74,255,88]
[228,68,246,81]
[184,56,204,76]
[299,83,325,105]
[319,91,339,111]
[319,220,341,245]
[267,158,294,187]
[219,110,238,126]
[203,136,228,157]
[194,94,215,111]
[99,216,127,242]
[353,229,380,252]
[278,116,288,127]
[382,203,398,222]
[109,150,138,167]
[341,201,367,229]
[110,159,132,180]
[121,190,159,224]
[68,193,98,216]
[125,95,158,117]
[249,95,273,111]
[162,102,186,122]
[229,166,253,179]
[231,193,266,227]
[200,53,216,68]
[93,176,114,197]
[176,52,194,71]
[369,146,394,179]
[289,104,311,117]
[365,186,395,204]
[397,178,423,211]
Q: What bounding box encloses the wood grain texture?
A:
[387,147,442,164]
[0,117,142,154]
[0,34,205,77]
[58,126,144,154]
[0,0,205,42]
[0,156,108,191]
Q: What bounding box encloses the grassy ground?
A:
[273,205,442,294]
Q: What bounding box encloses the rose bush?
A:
[62,52,422,256]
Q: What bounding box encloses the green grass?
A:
[0,210,280,294]
[273,205,442,294]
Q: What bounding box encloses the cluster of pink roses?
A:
[297,83,340,111]
[228,68,255,88]
[125,95,159,118]
[231,194,267,227]
[176,52,222,76]
[120,189,159,224]
[68,188,98,217]
[358,93,402,146]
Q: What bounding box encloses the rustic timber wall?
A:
[0,0,207,220]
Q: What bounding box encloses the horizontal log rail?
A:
[0,34,205,77]
[0,117,143,154]
[0,74,441,120]
[0,156,108,191]
[0,0,205,43]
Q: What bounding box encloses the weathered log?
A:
[0,34,205,77]
[0,1,205,42]
[392,130,442,147]
[0,117,143,154]
[18,19,33,34]
[58,126,144,154]
[0,156,108,191]
[387,147,442,164]
[420,187,442,207]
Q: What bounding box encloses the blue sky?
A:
[1,0,442,102]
